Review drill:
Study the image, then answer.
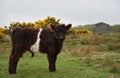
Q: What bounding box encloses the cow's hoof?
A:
[9,71,16,74]
[49,69,56,72]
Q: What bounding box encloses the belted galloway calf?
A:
[9,23,72,74]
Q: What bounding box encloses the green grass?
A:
[0,34,120,78]
[0,51,120,78]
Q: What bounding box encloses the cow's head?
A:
[50,23,72,42]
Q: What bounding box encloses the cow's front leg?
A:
[47,54,57,72]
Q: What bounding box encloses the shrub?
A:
[108,43,120,51]
[10,16,60,30]
[10,22,35,30]
[0,27,6,41]
[81,35,105,45]
[2,35,11,42]
[69,45,96,57]
[69,28,93,36]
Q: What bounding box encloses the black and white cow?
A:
[9,23,72,74]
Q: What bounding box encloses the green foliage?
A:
[112,24,120,33]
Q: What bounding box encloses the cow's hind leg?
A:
[8,49,23,74]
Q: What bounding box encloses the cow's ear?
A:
[50,23,56,30]
[66,24,72,30]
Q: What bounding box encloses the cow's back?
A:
[11,28,39,49]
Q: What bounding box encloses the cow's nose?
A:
[58,36,65,40]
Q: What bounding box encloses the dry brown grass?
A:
[108,43,120,51]
[0,35,11,42]
[66,45,96,56]
[102,56,120,73]
[81,35,105,45]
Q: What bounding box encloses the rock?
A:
[93,22,112,34]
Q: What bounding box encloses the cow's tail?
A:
[28,50,35,58]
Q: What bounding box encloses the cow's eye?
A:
[62,29,66,33]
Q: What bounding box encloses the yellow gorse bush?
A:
[0,27,6,38]
[69,28,93,36]
[10,22,35,29]
[34,16,60,28]
[10,16,60,30]
[9,16,92,36]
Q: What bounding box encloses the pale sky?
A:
[0,0,120,27]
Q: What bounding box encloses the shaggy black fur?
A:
[8,24,72,74]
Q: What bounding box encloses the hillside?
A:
[0,33,120,78]
[74,22,120,34]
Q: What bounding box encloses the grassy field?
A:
[0,34,120,78]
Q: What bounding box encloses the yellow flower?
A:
[0,27,6,38]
